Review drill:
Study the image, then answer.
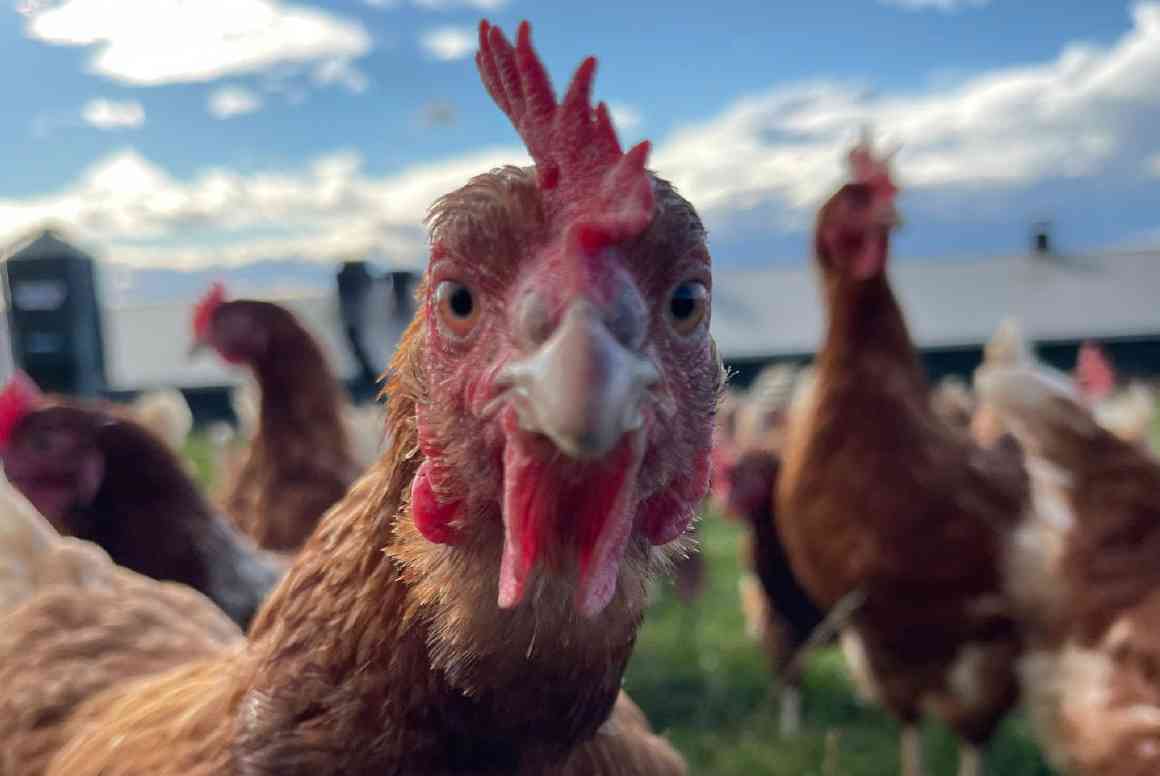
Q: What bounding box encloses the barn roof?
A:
[712,249,1160,360]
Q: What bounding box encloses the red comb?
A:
[476,20,655,246]
[0,371,43,449]
[192,282,226,340]
[848,129,899,202]
[1076,341,1116,401]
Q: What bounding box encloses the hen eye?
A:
[667,281,708,335]
[434,280,481,338]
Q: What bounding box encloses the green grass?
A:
[184,433,217,487]
[625,515,1055,775]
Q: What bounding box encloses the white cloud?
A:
[365,0,507,7]
[420,26,476,61]
[24,0,371,86]
[653,2,1160,227]
[608,103,642,132]
[0,146,529,270]
[81,98,145,129]
[5,4,1160,271]
[208,87,263,119]
[412,0,508,9]
[879,0,990,11]
[312,58,369,94]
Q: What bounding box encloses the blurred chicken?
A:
[0,21,705,775]
[932,375,976,431]
[230,348,386,468]
[0,488,242,775]
[973,325,1155,449]
[724,363,826,737]
[1075,340,1156,448]
[778,137,1031,776]
[191,288,363,551]
[0,373,285,629]
[0,472,108,617]
[555,693,688,776]
[979,366,1160,774]
[127,388,193,453]
[707,388,742,517]
[971,318,1034,447]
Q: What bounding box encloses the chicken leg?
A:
[958,744,983,776]
[778,683,802,738]
[901,725,925,776]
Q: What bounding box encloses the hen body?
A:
[207,300,363,551]
[980,367,1160,774]
[0,492,241,776]
[777,153,1030,774]
[2,398,285,629]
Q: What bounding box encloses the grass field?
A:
[624,514,1055,775]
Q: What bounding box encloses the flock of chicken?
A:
[0,17,1156,776]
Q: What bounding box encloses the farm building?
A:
[2,228,1159,423]
[716,246,1160,385]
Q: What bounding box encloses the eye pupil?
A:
[667,281,707,335]
[449,286,474,318]
[670,286,697,320]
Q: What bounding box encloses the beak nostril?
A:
[515,290,555,349]
[497,300,656,459]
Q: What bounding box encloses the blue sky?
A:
[0,0,1157,299]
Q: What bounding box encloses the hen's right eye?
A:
[434,280,481,338]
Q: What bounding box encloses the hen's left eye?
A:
[434,280,481,338]
[667,281,708,335]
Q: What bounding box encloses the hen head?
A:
[0,373,104,528]
[1076,340,1117,403]
[411,21,720,618]
[725,450,779,525]
[815,132,900,281]
[189,283,275,365]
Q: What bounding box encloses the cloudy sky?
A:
[0,0,1158,296]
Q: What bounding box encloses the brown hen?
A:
[0,19,714,776]
[979,366,1160,774]
[777,137,1030,776]
[0,376,285,629]
[191,289,364,551]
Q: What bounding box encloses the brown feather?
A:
[778,188,1029,746]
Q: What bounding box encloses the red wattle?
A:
[638,447,711,545]
[411,461,463,545]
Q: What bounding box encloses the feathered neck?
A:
[247,324,354,471]
[236,318,647,772]
[818,270,927,399]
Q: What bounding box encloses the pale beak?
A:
[498,302,659,460]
